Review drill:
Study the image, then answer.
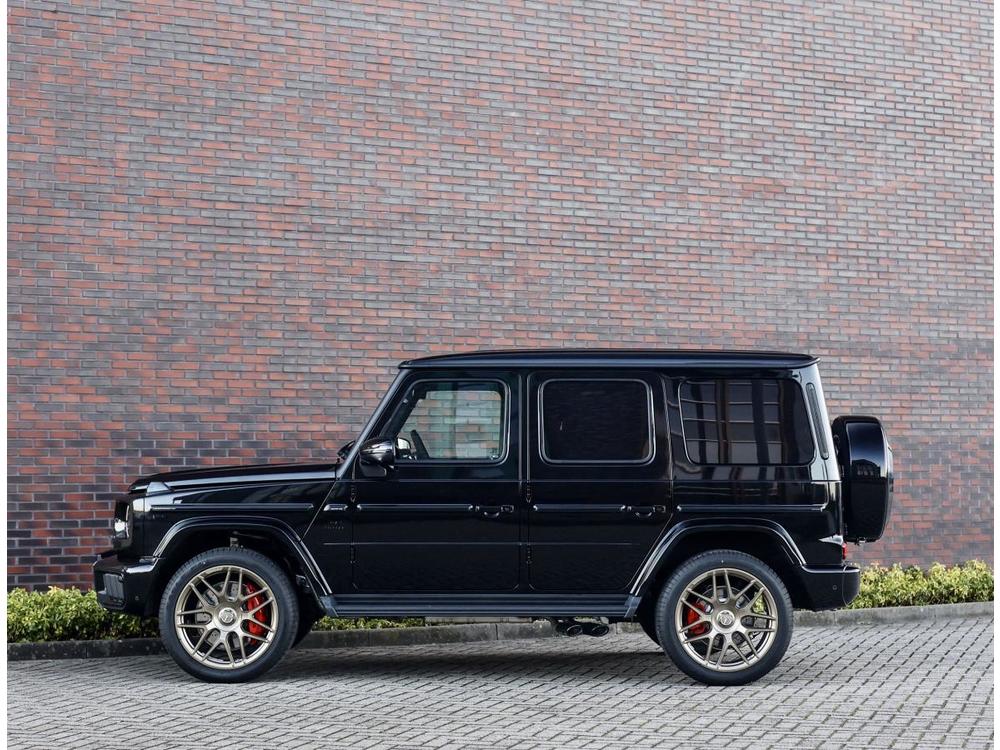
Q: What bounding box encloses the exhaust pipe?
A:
[580,621,610,638]
[550,618,609,637]
[552,618,584,637]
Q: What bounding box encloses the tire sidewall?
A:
[159,547,299,683]
[655,550,793,686]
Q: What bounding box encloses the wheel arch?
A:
[144,517,329,618]
[630,520,810,613]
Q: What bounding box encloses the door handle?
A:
[627,505,666,518]
[475,504,514,518]
[322,503,349,513]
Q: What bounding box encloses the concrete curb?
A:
[793,600,995,626]
[7,602,992,661]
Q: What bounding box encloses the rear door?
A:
[526,371,671,592]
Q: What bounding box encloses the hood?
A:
[129,461,341,493]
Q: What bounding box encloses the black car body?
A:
[95,350,893,684]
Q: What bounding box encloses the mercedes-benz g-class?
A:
[95,350,893,685]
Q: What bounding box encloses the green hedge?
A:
[7,561,993,643]
[7,588,159,643]
[847,560,994,609]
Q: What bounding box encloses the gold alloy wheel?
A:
[674,567,779,672]
[173,564,278,670]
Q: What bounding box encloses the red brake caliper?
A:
[686,599,709,636]
[244,582,268,637]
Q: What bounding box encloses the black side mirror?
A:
[359,437,396,470]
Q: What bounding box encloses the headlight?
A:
[111,500,132,548]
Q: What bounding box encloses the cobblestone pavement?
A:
[7,617,994,750]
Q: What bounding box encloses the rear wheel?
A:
[159,547,298,682]
[655,550,792,686]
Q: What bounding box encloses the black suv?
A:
[95,350,893,685]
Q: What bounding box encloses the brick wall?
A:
[8,0,992,588]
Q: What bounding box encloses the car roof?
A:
[400,349,818,370]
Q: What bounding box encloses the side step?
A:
[320,593,637,618]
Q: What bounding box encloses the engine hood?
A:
[130,461,341,493]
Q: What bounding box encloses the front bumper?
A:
[93,553,159,616]
[793,564,862,610]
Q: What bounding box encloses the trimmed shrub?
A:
[313,616,424,631]
[7,588,158,643]
[848,560,994,609]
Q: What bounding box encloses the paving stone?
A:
[7,618,994,749]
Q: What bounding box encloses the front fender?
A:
[150,515,331,605]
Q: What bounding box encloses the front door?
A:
[348,371,520,592]
[526,371,671,592]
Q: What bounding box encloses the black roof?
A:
[401,349,817,370]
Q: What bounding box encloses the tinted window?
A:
[680,379,814,465]
[540,379,652,463]
[392,381,505,461]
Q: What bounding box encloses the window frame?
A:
[382,377,511,465]
[537,377,656,466]
[677,377,816,467]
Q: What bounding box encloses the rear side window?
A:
[679,379,814,465]
[540,379,653,463]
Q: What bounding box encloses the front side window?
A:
[389,380,506,461]
[679,379,814,465]
[540,379,653,463]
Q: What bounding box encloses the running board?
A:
[319,593,639,618]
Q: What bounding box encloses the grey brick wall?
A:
[8,0,993,587]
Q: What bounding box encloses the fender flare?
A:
[627,518,806,603]
[151,515,331,602]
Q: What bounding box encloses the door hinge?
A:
[349,546,356,564]
[526,545,532,565]
[524,484,533,504]
[349,485,357,504]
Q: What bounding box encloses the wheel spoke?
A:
[680,618,708,634]
[221,633,235,666]
[191,627,213,657]
[683,632,712,645]
[242,631,268,644]
[186,582,214,610]
[733,635,752,666]
[238,632,248,663]
[177,608,209,617]
[241,585,271,603]
[723,570,733,601]
[176,623,207,630]
[686,588,714,607]
[715,637,730,667]
[245,597,274,617]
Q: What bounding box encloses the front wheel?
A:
[159,547,299,682]
[655,550,792,686]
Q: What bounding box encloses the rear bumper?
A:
[93,553,158,616]
[793,564,861,610]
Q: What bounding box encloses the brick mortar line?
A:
[7,601,993,661]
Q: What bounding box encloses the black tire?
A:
[159,547,299,683]
[636,609,660,645]
[655,550,792,686]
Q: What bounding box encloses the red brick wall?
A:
[8,0,992,588]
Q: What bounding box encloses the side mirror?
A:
[359,437,396,470]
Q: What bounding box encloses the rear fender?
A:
[628,519,806,605]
